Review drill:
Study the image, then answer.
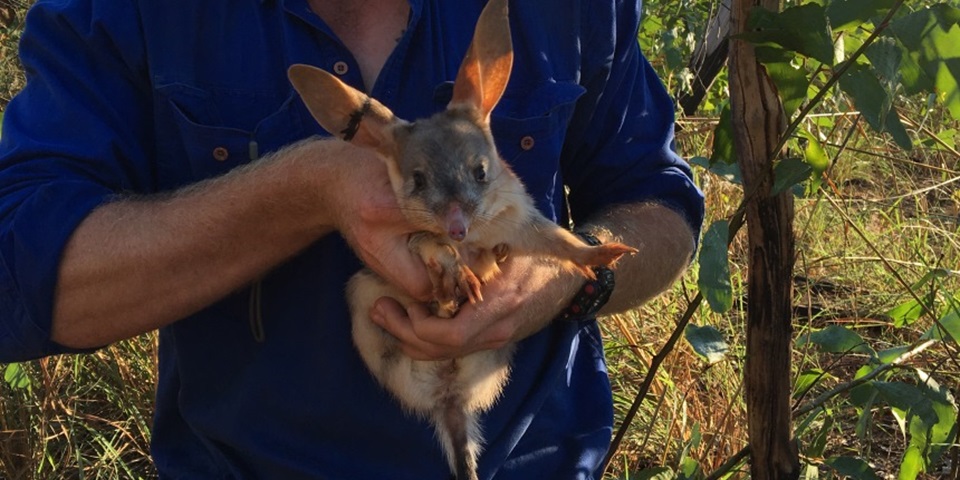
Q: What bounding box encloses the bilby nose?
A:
[445,203,469,242]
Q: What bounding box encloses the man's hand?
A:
[366,202,696,361]
[369,255,581,360]
[323,146,433,301]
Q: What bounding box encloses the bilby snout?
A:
[445,203,469,241]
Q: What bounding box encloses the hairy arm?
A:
[52,139,430,349]
[371,202,695,360]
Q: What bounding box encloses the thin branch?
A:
[772,0,908,156]
[793,339,937,417]
[898,112,960,160]
[602,190,752,474]
[704,445,751,480]
[602,292,704,472]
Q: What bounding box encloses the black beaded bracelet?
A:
[558,232,615,321]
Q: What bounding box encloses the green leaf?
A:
[899,447,923,480]
[884,373,959,480]
[877,345,911,364]
[772,157,813,195]
[886,5,960,119]
[873,381,939,427]
[806,414,834,457]
[797,325,875,355]
[741,4,835,64]
[888,298,925,327]
[632,466,676,480]
[3,363,32,390]
[757,47,811,118]
[689,156,743,185]
[710,104,737,166]
[855,387,880,440]
[794,368,829,399]
[801,463,819,480]
[799,129,830,172]
[850,372,879,406]
[921,307,959,343]
[767,61,810,119]
[826,0,896,32]
[697,220,733,314]
[824,456,881,480]
[865,37,903,93]
[678,423,701,478]
[679,457,699,480]
[684,324,729,364]
[838,62,912,150]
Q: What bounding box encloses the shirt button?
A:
[520,135,535,151]
[333,61,349,75]
[212,146,229,162]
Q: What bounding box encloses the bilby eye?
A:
[412,171,426,191]
[473,164,487,183]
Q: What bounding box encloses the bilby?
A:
[288,1,636,478]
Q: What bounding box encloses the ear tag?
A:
[341,97,372,141]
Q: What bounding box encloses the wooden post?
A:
[728,0,800,479]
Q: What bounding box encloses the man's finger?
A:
[370,297,450,360]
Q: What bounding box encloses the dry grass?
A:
[602,109,960,478]
[1,337,157,479]
[0,0,29,110]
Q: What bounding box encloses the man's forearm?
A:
[583,202,696,315]
[51,139,349,348]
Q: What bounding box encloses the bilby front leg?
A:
[408,232,483,318]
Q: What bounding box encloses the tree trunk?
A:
[728,0,800,479]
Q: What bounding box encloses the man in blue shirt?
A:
[0,0,704,478]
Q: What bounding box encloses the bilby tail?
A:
[434,394,481,480]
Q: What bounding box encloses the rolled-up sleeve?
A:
[562,1,704,237]
[0,0,151,361]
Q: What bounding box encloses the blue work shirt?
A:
[0,0,704,478]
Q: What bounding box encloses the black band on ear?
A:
[341,97,371,141]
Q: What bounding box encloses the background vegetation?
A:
[1,0,958,479]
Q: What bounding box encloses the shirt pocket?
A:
[153,83,307,190]
[490,82,586,219]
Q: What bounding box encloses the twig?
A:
[793,339,937,417]
[602,195,752,474]
[822,143,959,175]
[835,256,960,276]
[876,174,960,201]
[772,0,907,156]
[704,445,751,480]
[898,112,960,160]
[602,291,704,472]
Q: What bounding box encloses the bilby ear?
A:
[288,64,403,151]
[449,0,513,119]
